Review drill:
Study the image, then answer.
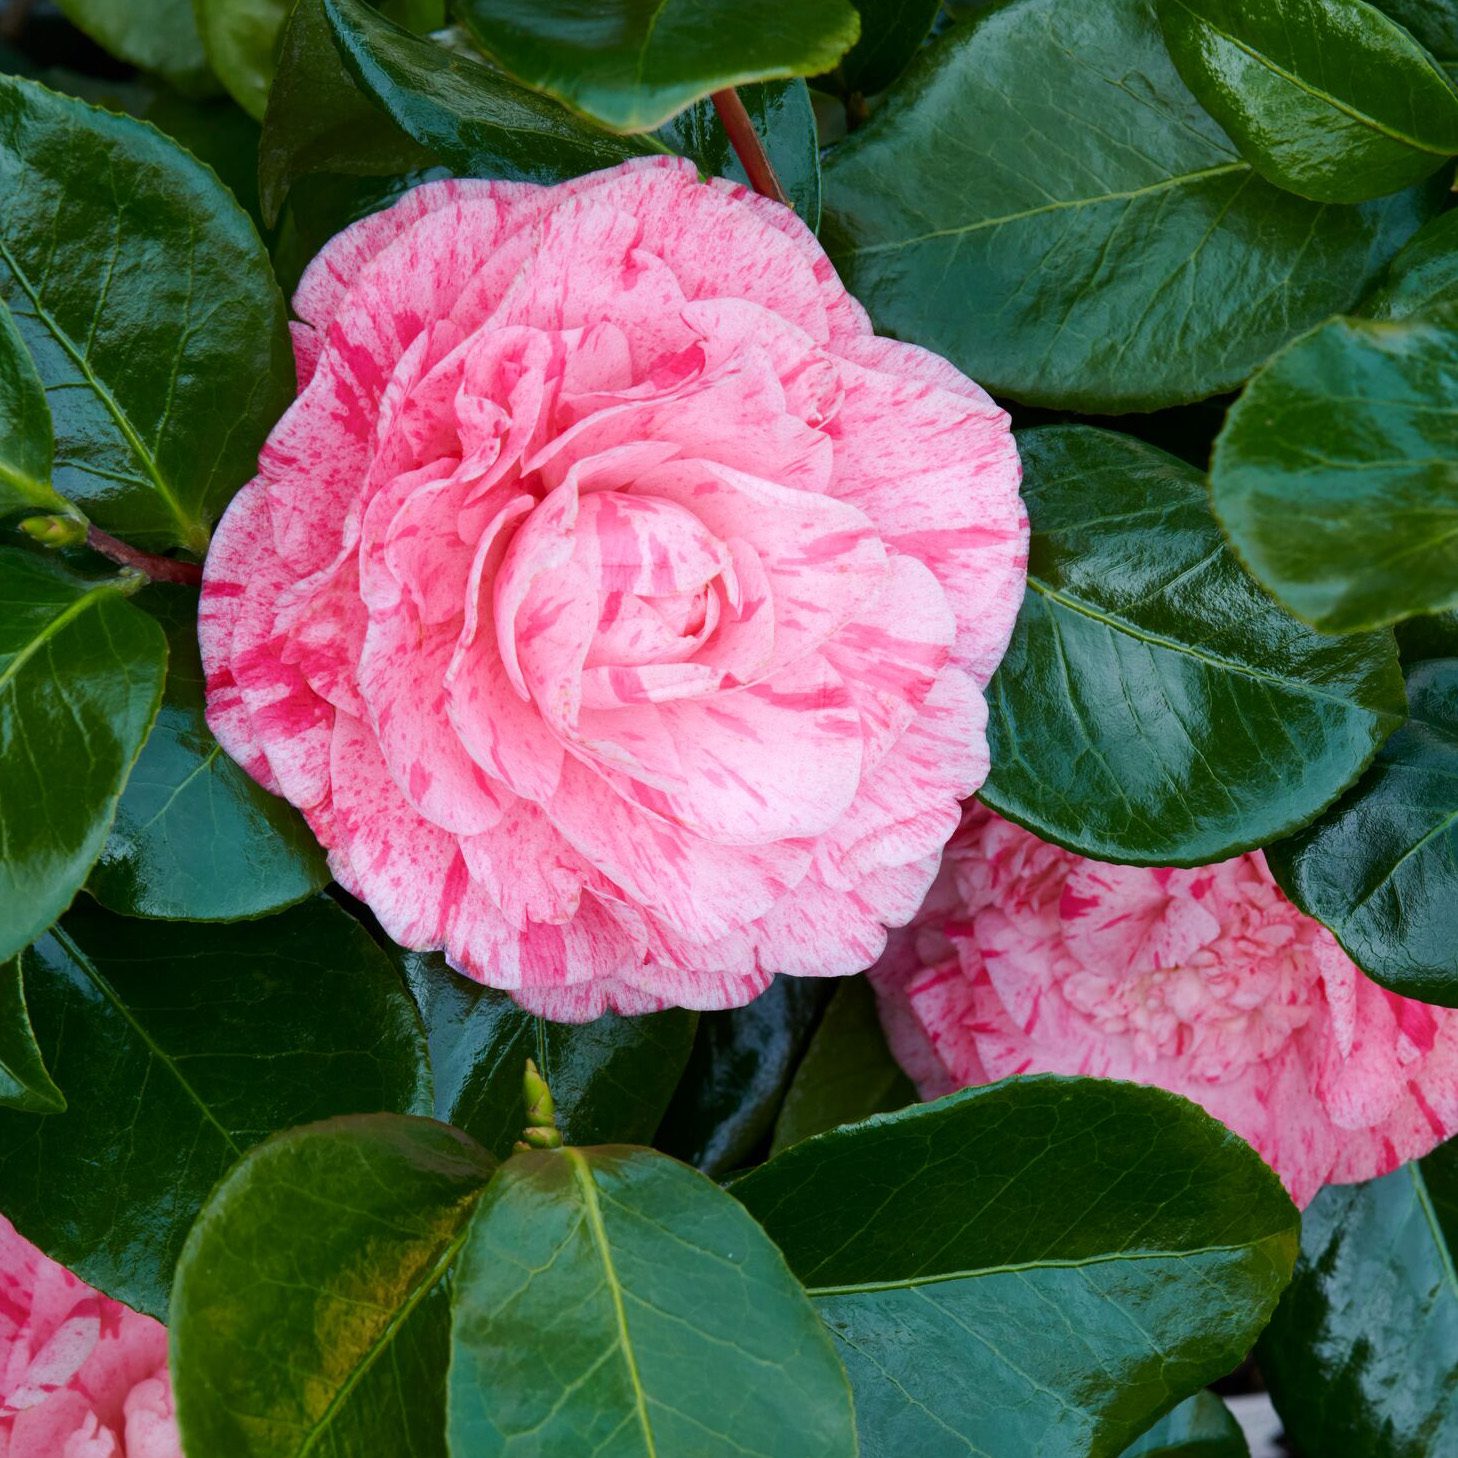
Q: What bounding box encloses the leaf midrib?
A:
[806,1234,1287,1297]
[0,234,193,540]
[567,1147,659,1458]
[1027,573,1393,717]
[0,578,126,696]
[1169,0,1457,157]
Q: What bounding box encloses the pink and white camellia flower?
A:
[200,157,1025,1020]
[0,1217,181,1458]
[872,804,1458,1207]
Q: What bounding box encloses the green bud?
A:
[19,513,87,549]
[515,1057,563,1152]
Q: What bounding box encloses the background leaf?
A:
[982,427,1407,864]
[1120,1393,1250,1457]
[172,1114,494,1458]
[770,977,914,1155]
[820,0,1437,412]
[0,295,65,517]
[1363,209,1458,319]
[193,0,291,121]
[52,0,213,95]
[822,0,942,97]
[1258,1136,1458,1456]
[656,976,829,1176]
[0,896,432,1316]
[1156,0,1458,203]
[0,75,293,551]
[87,584,329,921]
[1268,658,1458,1004]
[450,1144,857,1458]
[736,1076,1299,1458]
[453,0,860,132]
[0,548,166,964]
[1211,306,1458,633]
[398,948,696,1158]
[1373,0,1458,81]
[0,955,64,1114]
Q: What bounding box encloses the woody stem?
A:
[709,88,790,207]
[86,526,204,586]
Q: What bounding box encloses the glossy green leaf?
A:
[88,585,329,921]
[53,0,213,95]
[1397,607,1458,664]
[450,1144,857,1458]
[0,296,67,518]
[398,947,696,1158]
[1259,1138,1458,1456]
[324,1,822,225]
[1364,209,1458,320]
[820,0,1436,412]
[0,897,432,1317]
[1268,658,1458,1004]
[259,0,439,227]
[981,427,1406,865]
[0,956,64,1114]
[1157,0,1458,203]
[0,549,166,964]
[1373,0,1458,80]
[1211,306,1458,634]
[735,1076,1299,1458]
[172,1114,492,1458]
[454,0,860,133]
[0,76,293,552]
[1121,1393,1250,1457]
[824,0,941,97]
[770,977,914,1155]
[656,976,829,1176]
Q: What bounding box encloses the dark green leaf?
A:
[735,1076,1299,1458]
[1363,210,1458,320]
[398,947,696,1158]
[770,977,914,1155]
[0,295,66,517]
[825,0,941,97]
[453,0,860,132]
[1397,607,1458,664]
[1258,1138,1458,1456]
[982,427,1406,865]
[1156,0,1458,203]
[1121,1393,1250,1457]
[259,0,440,227]
[0,897,432,1317]
[656,975,828,1176]
[0,549,166,964]
[172,1114,492,1458]
[53,0,214,95]
[821,0,1436,412]
[88,584,329,921]
[0,955,64,1114]
[0,76,292,552]
[1373,0,1458,81]
[323,2,821,225]
[1211,306,1458,634]
[1268,658,1458,1004]
[450,1144,857,1458]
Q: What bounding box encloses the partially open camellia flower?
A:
[872,804,1458,1206]
[0,1217,180,1458]
[201,157,1025,1019]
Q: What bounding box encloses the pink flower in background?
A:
[201,157,1025,1020]
[872,804,1458,1207]
[0,1217,180,1458]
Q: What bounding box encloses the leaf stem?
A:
[85,526,203,586]
[709,88,790,208]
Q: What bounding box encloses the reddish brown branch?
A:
[87,526,203,586]
[709,88,791,208]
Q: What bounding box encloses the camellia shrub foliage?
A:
[1,0,1456,1454]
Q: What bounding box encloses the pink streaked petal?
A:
[459,799,593,929]
[546,756,810,943]
[272,548,369,720]
[357,608,508,837]
[580,491,728,598]
[1060,861,1223,978]
[290,321,320,389]
[358,458,460,616]
[754,875,892,979]
[381,474,477,626]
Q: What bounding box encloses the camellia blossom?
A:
[872,804,1458,1207]
[0,1217,180,1458]
[200,156,1025,1020]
